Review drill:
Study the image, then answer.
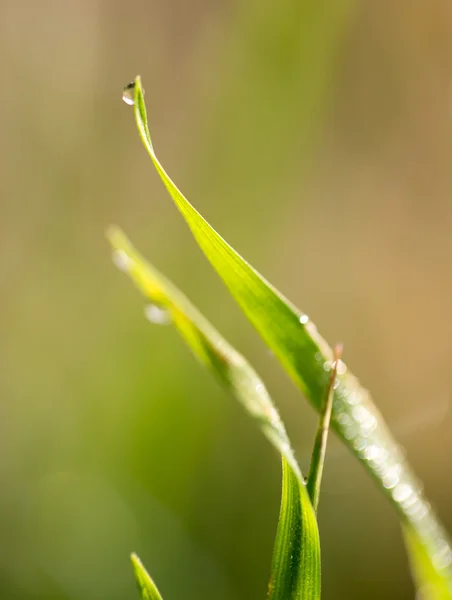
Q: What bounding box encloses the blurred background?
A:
[2,0,452,598]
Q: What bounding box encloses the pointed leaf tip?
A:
[131,553,164,600]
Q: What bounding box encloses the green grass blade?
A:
[125,75,452,597]
[108,227,321,599]
[268,460,319,600]
[131,553,164,600]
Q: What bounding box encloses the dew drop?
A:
[408,501,429,521]
[299,314,309,325]
[433,542,452,569]
[333,397,344,412]
[112,249,130,272]
[345,390,360,406]
[352,405,369,423]
[364,445,388,464]
[144,304,171,325]
[336,413,352,426]
[122,82,136,105]
[343,423,358,440]
[360,416,377,436]
[392,483,413,503]
[382,464,402,489]
[352,436,367,452]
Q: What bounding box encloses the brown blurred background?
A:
[2,0,452,598]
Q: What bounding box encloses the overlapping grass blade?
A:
[108,227,321,599]
[131,553,164,600]
[125,75,452,598]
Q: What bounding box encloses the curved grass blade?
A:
[131,553,164,600]
[108,227,321,599]
[125,76,452,597]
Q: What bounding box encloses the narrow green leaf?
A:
[125,75,452,598]
[131,553,164,600]
[269,460,319,600]
[108,227,320,599]
[306,344,342,514]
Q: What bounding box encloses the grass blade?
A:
[131,553,164,600]
[268,460,319,600]
[108,227,321,599]
[124,75,452,597]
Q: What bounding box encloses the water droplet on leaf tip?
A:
[122,82,135,105]
[144,304,171,325]
[112,249,130,272]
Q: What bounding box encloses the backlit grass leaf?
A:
[131,553,164,600]
[125,75,452,598]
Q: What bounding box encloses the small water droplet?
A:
[144,304,171,325]
[299,314,309,325]
[382,464,402,489]
[393,483,413,503]
[433,541,452,569]
[122,82,136,105]
[408,501,429,521]
[352,436,367,452]
[333,397,344,412]
[112,249,130,272]
[343,423,358,440]
[364,445,388,464]
[360,416,377,436]
[337,413,352,426]
[345,390,360,406]
[352,405,369,423]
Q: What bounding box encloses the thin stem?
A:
[306,343,343,513]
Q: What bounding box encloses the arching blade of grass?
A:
[131,553,164,600]
[124,75,452,598]
[108,227,321,599]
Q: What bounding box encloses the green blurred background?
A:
[2,0,452,598]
